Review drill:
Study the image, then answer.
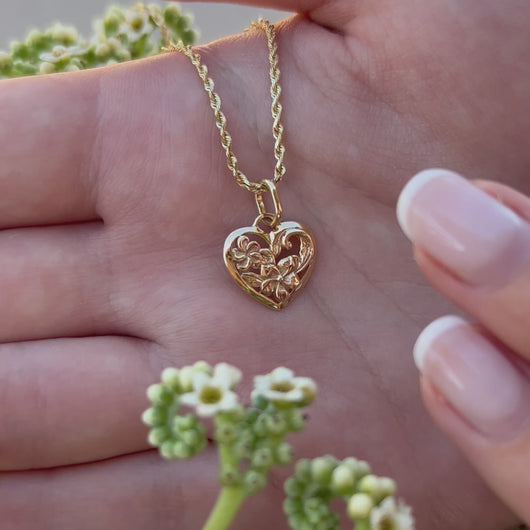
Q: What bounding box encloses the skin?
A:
[1,0,529,528]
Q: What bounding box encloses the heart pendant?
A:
[223,220,315,310]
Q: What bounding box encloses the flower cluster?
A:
[284,456,414,530]
[142,362,413,530]
[143,362,316,499]
[0,3,197,79]
[142,363,209,459]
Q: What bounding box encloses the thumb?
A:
[396,169,530,526]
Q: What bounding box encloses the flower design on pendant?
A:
[259,256,301,301]
[224,222,315,310]
[230,236,271,271]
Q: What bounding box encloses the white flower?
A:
[118,9,154,42]
[214,362,242,388]
[252,367,317,405]
[180,363,241,417]
[370,497,415,530]
[39,42,91,64]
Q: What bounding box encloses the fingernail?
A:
[397,169,530,285]
[414,315,530,440]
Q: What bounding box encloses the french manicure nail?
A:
[414,315,530,440]
[397,169,530,285]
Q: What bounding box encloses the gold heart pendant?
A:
[223,220,315,310]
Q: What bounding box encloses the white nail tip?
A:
[413,315,468,372]
[396,169,459,239]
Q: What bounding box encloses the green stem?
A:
[202,417,247,530]
[201,487,247,530]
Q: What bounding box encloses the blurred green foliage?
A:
[0,3,197,79]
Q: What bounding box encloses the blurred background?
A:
[0,1,288,47]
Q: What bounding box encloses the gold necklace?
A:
[169,19,316,310]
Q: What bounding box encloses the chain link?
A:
[163,18,286,194]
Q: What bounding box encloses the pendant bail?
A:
[254,179,283,229]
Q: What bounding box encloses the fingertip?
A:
[396,168,461,239]
[413,315,467,372]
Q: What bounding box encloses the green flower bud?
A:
[141,406,165,426]
[358,474,380,498]
[51,24,78,45]
[330,464,355,496]
[284,476,304,497]
[163,4,182,27]
[287,409,306,431]
[251,394,268,410]
[160,367,181,390]
[39,62,55,75]
[283,497,301,515]
[159,440,175,459]
[181,29,197,46]
[95,43,110,59]
[287,515,303,529]
[146,383,173,405]
[356,459,371,478]
[347,493,374,520]
[378,476,396,498]
[106,37,122,53]
[176,14,194,32]
[12,60,37,76]
[178,366,195,392]
[147,426,169,446]
[0,52,13,69]
[64,64,80,73]
[220,405,245,423]
[244,470,266,495]
[253,414,268,436]
[11,42,30,60]
[251,447,274,470]
[173,414,195,431]
[128,14,146,32]
[311,456,336,486]
[215,421,237,444]
[303,498,324,525]
[115,49,132,62]
[146,4,162,17]
[294,459,312,482]
[264,412,288,435]
[341,457,359,474]
[275,442,294,466]
[220,465,242,487]
[193,360,212,374]
[233,438,253,459]
[103,15,121,36]
[181,429,200,447]
[173,440,192,459]
[26,29,49,49]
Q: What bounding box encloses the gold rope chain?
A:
[146,7,285,194]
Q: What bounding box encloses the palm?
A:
[2,1,529,528]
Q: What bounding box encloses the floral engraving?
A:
[225,224,314,308]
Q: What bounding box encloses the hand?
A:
[397,168,530,526]
[1,0,529,528]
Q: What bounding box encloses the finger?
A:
[0,336,163,470]
[1,449,284,529]
[175,0,355,32]
[0,223,117,342]
[0,73,100,228]
[1,450,217,529]
[396,168,530,360]
[413,316,530,524]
